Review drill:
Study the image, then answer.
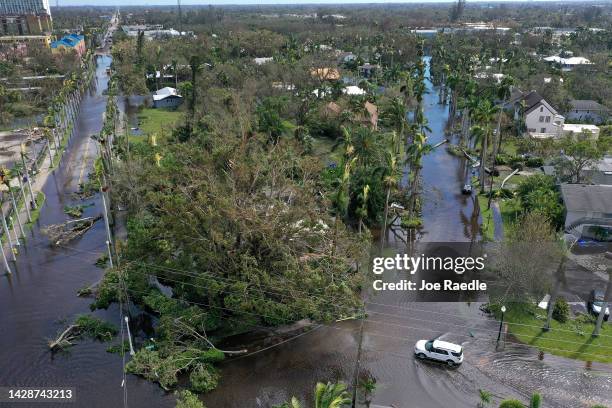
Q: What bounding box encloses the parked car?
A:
[461,184,472,195]
[588,289,610,321]
[414,339,464,366]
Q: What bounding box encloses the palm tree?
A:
[472,99,499,192]
[356,184,370,234]
[314,382,351,408]
[383,97,408,152]
[406,130,432,217]
[382,150,400,242]
[331,157,357,257]
[493,75,516,157]
[189,55,203,123]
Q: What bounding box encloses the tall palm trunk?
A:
[382,187,391,243]
[479,130,488,192]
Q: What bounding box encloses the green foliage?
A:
[529,393,542,408]
[175,390,206,408]
[90,269,120,310]
[498,400,524,408]
[74,315,117,342]
[478,389,493,407]
[515,175,563,229]
[553,297,570,324]
[401,216,423,229]
[189,364,220,393]
[314,382,351,408]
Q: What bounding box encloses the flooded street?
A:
[0,53,610,408]
[203,57,612,408]
[0,54,175,408]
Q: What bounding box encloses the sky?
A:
[57,0,577,5]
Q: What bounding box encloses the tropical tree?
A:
[472,99,499,192]
[381,150,400,242]
[314,382,351,408]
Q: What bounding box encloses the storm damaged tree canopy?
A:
[488,212,564,304]
[110,132,369,329]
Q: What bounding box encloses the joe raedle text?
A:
[372,279,487,291]
[371,254,488,293]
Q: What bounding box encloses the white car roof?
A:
[433,340,462,352]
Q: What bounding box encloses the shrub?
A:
[189,364,220,393]
[553,297,570,323]
[175,390,205,408]
[401,216,423,229]
[529,393,542,408]
[525,157,544,167]
[499,400,525,408]
[495,154,512,165]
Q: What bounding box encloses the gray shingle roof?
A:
[570,100,609,112]
[560,184,612,213]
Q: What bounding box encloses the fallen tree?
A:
[49,315,117,350]
[42,216,102,245]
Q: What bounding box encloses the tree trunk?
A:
[593,271,612,337]
[479,131,488,193]
[382,187,391,244]
[545,257,565,331]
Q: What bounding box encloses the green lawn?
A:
[477,194,495,241]
[311,137,341,163]
[132,108,182,142]
[499,198,521,228]
[499,304,612,363]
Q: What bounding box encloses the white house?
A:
[152,87,183,109]
[515,91,565,138]
[543,55,592,71]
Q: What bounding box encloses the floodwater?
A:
[0,55,610,408]
[0,54,175,408]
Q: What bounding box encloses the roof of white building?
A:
[254,57,274,65]
[155,87,178,96]
[562,123,599,133]
[543,56,592,65]
[343,85,366,95]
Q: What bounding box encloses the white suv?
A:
[414,339,464,366]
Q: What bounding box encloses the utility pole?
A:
[124,316,135,355]
[0,196,16,261]
[9,188,25,240]
[20,143,37,210]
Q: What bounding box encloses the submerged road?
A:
[0,49,609,408]
[0,51,175,408]
[202,57,612,408]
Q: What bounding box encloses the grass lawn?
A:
[311,137,341,164]
[133,108,182,142]
[477,194,495,241]
[499,304,612,363]
[500,137,519,156]
[499,198,521,228]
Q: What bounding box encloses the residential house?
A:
[543,55,592,71]
[561,184,612,240]
[514,90,565,138]
[567,100,609,124]
[358,63,379,79]
[50,33,85,57]
[152,87,183,109]
[582,156,612,186]
[310,68,340,81]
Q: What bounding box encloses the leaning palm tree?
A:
[314,382,351,408]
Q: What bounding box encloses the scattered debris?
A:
[42,216,102,245]
[49,315,117,350]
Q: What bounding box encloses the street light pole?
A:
[497,305,506,343]
[20,144,37,210]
